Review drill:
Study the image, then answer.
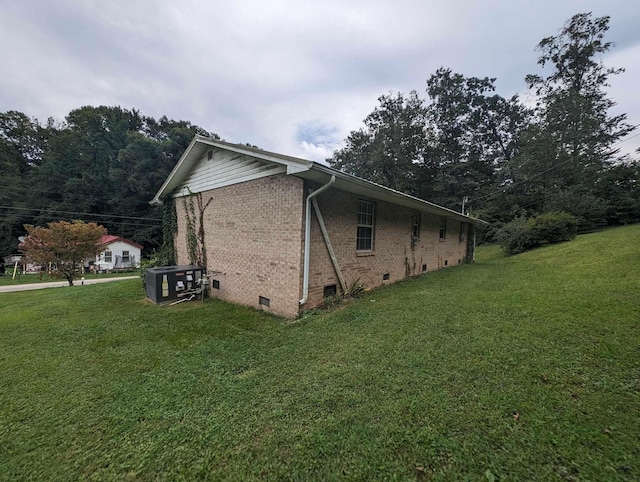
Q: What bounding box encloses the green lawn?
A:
[1,225,638,480]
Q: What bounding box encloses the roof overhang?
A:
[295,163,487,225]
[150,136,313,205]
[150,136,488,226]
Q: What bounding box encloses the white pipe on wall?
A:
[299,175,335,305]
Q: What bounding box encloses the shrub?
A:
[543,188,606,232]
[495,216,534,255]
[496,212,578,255]
[139,256,165,286]
[528,212,578,245]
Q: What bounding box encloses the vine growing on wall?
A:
[182,189,213,267]
[160,194,178,266]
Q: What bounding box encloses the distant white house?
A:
[3,254,40,274]
[94,235,142,271]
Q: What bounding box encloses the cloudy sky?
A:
[1,0,639,162]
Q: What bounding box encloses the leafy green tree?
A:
[0,111,49,256]
[27,106,218,252]
[596,161,640,225]
[424,68,529,212]
[328,91,427,195]
[518,13,635,216]
[21,220,107,285]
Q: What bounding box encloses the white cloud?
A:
[1,0,639,161]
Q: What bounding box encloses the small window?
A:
[259,296,270,307]
[439,218,447,240]
[104,251,112,263]
[212,279,220,290]
[412,212,421,240]
[122,250,130,263]
[357,200,375,251]
[382,273,390,281]
[422,264,427,272]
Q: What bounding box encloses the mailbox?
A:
[145,265,205,304]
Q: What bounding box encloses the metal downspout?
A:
[299,175,336,305]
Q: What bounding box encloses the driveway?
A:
[0,276,140,293]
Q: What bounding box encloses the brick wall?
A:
[174,174,472,317]
[304,187,469,309]
[174,174,305,318]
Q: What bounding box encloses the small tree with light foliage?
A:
[21,220,107,286]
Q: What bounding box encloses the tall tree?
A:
[0,111,49,255]
[518,12,635,223]
[328,91,427,195]
[424,68,529,213]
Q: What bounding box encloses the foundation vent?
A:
[323,285,337,297]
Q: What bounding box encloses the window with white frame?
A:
[104,251,112,263]
[357,200,375,251]
[122,250,130,263]
[439,218,447,240]
[412,211,421,241]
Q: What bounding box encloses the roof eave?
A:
[299,163,488,225]
[150,135,489,226]
[150,136,313,205]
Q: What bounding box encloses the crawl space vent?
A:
[323,285,337,297]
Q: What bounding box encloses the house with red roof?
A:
[94,235,142,271]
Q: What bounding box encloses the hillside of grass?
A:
[1,225,638,480]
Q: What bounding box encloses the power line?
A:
[0,184,158,206]
[468,125,640,206]
[613,129,640,146]
[0,205,162,222]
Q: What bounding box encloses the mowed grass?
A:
[1,225,638,480]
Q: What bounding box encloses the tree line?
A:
[328,12,640,241]
[1,12,639,260]
[0,106,218,257]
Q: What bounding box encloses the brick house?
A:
[151,135,486,317]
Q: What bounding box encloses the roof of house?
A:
[99,235,143,249]
[151,135,488,225]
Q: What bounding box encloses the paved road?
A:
[0,276,140,293]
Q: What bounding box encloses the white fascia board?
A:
[202,138,313,173]
[150,135,487,225]
[286,164,311,175]
[150,136,313,204]
[150,136,203,205]
[300,163,488,226]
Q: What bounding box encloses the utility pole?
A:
[461,196,469,215]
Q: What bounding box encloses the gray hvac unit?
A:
[145,265,205,304]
